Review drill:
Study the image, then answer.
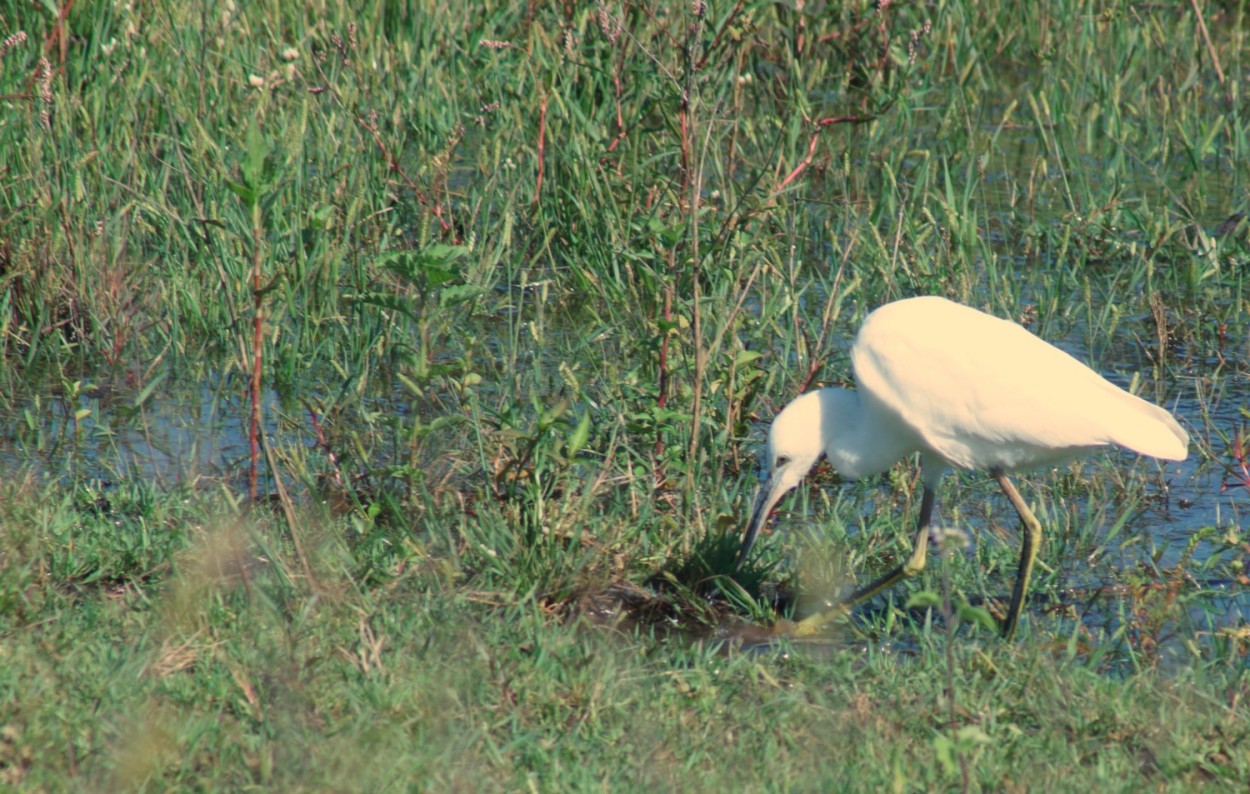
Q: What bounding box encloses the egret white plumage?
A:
[738,296,1188,640]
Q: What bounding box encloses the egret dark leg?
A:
[793,488,936,637]
[843,487,936,603]
[992,470,1043,641]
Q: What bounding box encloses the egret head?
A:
[737,391,829,566]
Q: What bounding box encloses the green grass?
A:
[1,482,1246,791]
[2,0,1249,789]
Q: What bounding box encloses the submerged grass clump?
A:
[0,0,1248,789]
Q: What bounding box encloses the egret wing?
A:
[852,298,1186,471]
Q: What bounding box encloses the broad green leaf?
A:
[905,591,942,609]
[567,410,591,456]
[244,116,269,189]
[956,604,998,632]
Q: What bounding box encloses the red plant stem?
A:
[795,355,825,395]
[306,404,344,488]
[248,217,263,501]
[607,43,627,154]
[309,33,456,235]
[695,0,746,70]
[678,99,691,196]
[534,94,548,206]
[1189,0,1226,86]
[775,115,873,192]
[45,0,74,63]
[655,285,672,476]
[355,114,451,234]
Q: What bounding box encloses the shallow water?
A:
[0,371,256,489]
[5,85,1249,660]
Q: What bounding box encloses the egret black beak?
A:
[736,472,786,569]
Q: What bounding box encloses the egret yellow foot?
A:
[793,492,933,637]
[790,604,850,637]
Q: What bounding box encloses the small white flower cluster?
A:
[909,19,932,66]
[249,45,301,90]
[930,525,970,553]
[100,1,148,58]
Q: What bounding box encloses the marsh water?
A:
[3,116,1248,656]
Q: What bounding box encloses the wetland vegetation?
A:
[1,0,1248,789]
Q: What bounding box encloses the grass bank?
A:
[1,482,1245,790]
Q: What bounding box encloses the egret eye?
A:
[775,455,790,468]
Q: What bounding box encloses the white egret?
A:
[738,296,1188,639]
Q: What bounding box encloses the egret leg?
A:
[792,488,936,638]
[992,470,1043,641]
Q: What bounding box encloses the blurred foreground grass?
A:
[1,482,1246,791]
